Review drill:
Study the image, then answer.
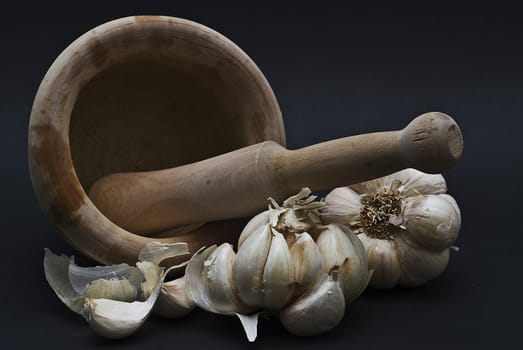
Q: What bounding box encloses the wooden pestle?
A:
[89,112,463,235]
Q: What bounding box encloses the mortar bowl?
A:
[28,16,285,265]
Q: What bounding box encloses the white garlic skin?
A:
[324,168,461,289]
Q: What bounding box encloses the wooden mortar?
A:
[29,16,285,266]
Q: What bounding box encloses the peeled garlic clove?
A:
[289,232,323,293]
[238,211,270,249]
[262,229,294,310]
[154,276,195,318]
[234,225,272,307]
[358,234,402,289]
[403,194,461,251]
[43,249,84,314]
[84,259,165,339]
[323,187,362,225]
[280,273,345,336]
[395,238,450,287]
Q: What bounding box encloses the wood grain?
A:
[89,112,463,234]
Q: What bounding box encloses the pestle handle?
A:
[89,112,462,234]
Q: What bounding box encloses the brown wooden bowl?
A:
[28,16,285,266]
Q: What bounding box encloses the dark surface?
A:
[2,2,522,349]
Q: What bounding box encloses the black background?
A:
[2,2,522,349]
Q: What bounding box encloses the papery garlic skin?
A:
[324,168,461,288]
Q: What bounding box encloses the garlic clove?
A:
[153,276,195,318]
[358,233,402,289]
[280,273,345,336]
[289,232,323,293]
[323,187,362,224]
[316,224,359,273]
[336,227,371,302]
[262,229,294,310]
[137,261,163,299]
[84,278,138,302]
[204,243,249,314]
[185,245,217,312]
[186,245,260,342]
[138,241,190,265]
[68,263,141,295]
[84,288,160,339]
[238,211,270,249]
[391,168,447,197]
[403,194,461,251]
[83,259,165,339]
[43,248,85,314]
[439,194,461,217]
[234,225,272,307]
[45,242,191,339]
[395,237,450,287]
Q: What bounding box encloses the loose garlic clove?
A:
[262,229,294,310]
[154,276,195,318]
[358,234,402,289]
[280,273,345,336]
[44,242,190,339]
[68,263,143,296]
[395,238,450,287]
[403,195,461,251]
[289,232,323,293]
[234,225,272,307]
[83,260,165,339]
[84,278,138,302]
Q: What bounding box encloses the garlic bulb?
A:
[184,188,371,341]
[44,242,191,338]
[324,168,461,288]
